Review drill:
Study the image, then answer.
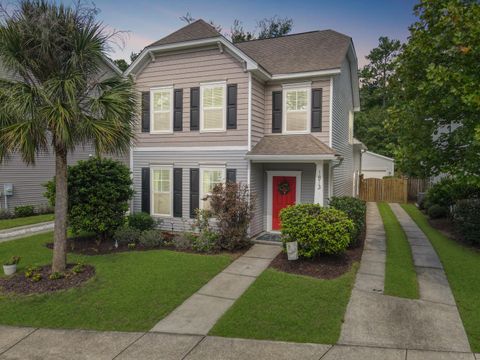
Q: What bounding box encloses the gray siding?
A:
[323,162,330,205]
[251,76,265,148]
[131,150,248,232]
[134,46,249,147]
[331,58,355,197]
[249,162,264,236]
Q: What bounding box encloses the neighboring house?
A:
[126,19,361,236]
[361,151,395,179]
[0,58,127,212]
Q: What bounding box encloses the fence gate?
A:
[359,177,408,203]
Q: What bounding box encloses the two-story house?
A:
[126,19,362,237]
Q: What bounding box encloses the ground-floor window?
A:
[151,166,173,216]
[200,167,225,210]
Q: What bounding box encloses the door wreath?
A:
[278,180,291,195]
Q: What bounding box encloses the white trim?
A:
[200,81,227,133]
[134,146,248,152]
[282,81,312,89]
[271,69,341,80]
[103,57,123,76]
[328,162,333,198]
[199,166,226,210]
[282,85,311,135]
[266,171,302,232]
[150,86,174,134]
[246,154,337,161]
[247,73,252,151]
[329,77,333,147]
[150,165,174,218]
[364,151,395,162]
[313,161,324,206]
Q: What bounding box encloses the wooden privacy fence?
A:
[359,177,408,203]
[407,178,430,201]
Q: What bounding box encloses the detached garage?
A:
[361,151,395,179]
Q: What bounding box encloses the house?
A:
[0,58,127,212]
[361,151,395,179]
[126,19,361,236]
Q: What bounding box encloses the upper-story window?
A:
[200,82,226,132]
[283,85,311,134]
[151,87,173,133]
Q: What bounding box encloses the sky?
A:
[87,0,418,68]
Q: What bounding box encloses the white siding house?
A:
[361,151,395,179]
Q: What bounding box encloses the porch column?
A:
[314,161,324,206]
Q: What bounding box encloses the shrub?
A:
[14,205,35,217]
[113,226,141,245]
[427,204,449,219]
[329,196,366,244]
[173,234,192,250]
[453,199,480,245]
[138,229,164,247]
[44,157,134,240]
[71,263,85,274]
[0,209,13,219]
[425,177,480,209]
[209,182,254,251]
[4,256,20,266]
[280,204,354,257]
[190,209,220,253]
[36,205,54,215]
[128,212,157,231]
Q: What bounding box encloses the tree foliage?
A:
[388,0,480,178]
[257,16,293,39]
[230,19,254,43]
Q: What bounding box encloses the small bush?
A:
[329,196,366,244]
[138,229,164,247]
[4,256,20,266]
[453,199,480,245]
[24,266,41,278]
[173,234,192,250]
[128,212,157,232]
[71,263,85,274]
[31,274,42,282]
[113,226,141,245]
[36,205,54,215]
[425,177,480,209]
[209,182,254,251]
[428,204,449,219]
[14,205,35,217]
[0,209,13,219]
[280,204,354,257]
[190,209,220,253]
[191,232,219,253]
[127,243,136,250]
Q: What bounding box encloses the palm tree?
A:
[0,1,136,272]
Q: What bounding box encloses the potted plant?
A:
[3,256,20,276]
[284,236,298,261]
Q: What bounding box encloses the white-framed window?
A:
[200,82,226,132]
[348,110,354,144]
[150,86,173,133]
[283,85,311,134]
[151,166,173,216]
[199,167,226,210]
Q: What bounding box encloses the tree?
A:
[230,19,254,43]
[388,0,480,178]
[114,58,128,72]
[0,1,136,272]
[257,16,293,39]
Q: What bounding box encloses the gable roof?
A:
[235,30,351,75]
[147,19,221,47]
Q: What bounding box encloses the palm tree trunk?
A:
[52,147,68,272]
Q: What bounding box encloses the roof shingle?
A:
[247,134,337,156]
[147,19,221,47]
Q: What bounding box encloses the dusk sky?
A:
[89,0,418,68]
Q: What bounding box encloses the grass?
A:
[377,202,419,299]
[0,232,232,331]
[402,204,480,352]
[0,214,55,230]
[210,265,358,344]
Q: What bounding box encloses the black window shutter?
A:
[311,88,322,132]
[226,169,237,183]
[141,92,150,133]
[173,168,182,217]
[174,89,183,131]
[189,168,199,218]
[190,87,200,131]
[272,91,282,133]
[227,84,237,129]
[141,167,150,213]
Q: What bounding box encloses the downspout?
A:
[329,156,344,199]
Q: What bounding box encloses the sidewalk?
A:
[0,325,478,360]
[0,222,54,243]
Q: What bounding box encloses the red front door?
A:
[272,176,297,230]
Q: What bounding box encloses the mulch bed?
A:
[0,264,95,295]
[270,228,365,280]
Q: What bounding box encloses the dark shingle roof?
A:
[235,30,351,74]
[247,135,336,156]
[148,19,221,47]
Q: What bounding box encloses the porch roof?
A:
[245,134,338,161]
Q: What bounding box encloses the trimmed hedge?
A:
[14,205,35,217]
[453,199,480,245]
[428,204,449,219]
[425,177,480,210]
[128,212,156,232]
[329,196,366,244]
[280,204,354,257]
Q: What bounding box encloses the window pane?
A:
[203,86,224,108]
[286,91,297,111]
[153,193,171,215]
[153,112,170,131]
[296,91,307,110]
[202,169,223,194]
[286,111,308,131]
[153,91,170,111]
[204,109,223,129]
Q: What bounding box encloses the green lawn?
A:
[378,203,419,299]
[0,232,232,331]
[210,265,358,344]
[402,204,480,352]
[0,214,55,230]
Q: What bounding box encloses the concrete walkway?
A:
[339,202,471,353]
[1,325,478,360]
[151,244,281,335]
[0,221,54,243]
